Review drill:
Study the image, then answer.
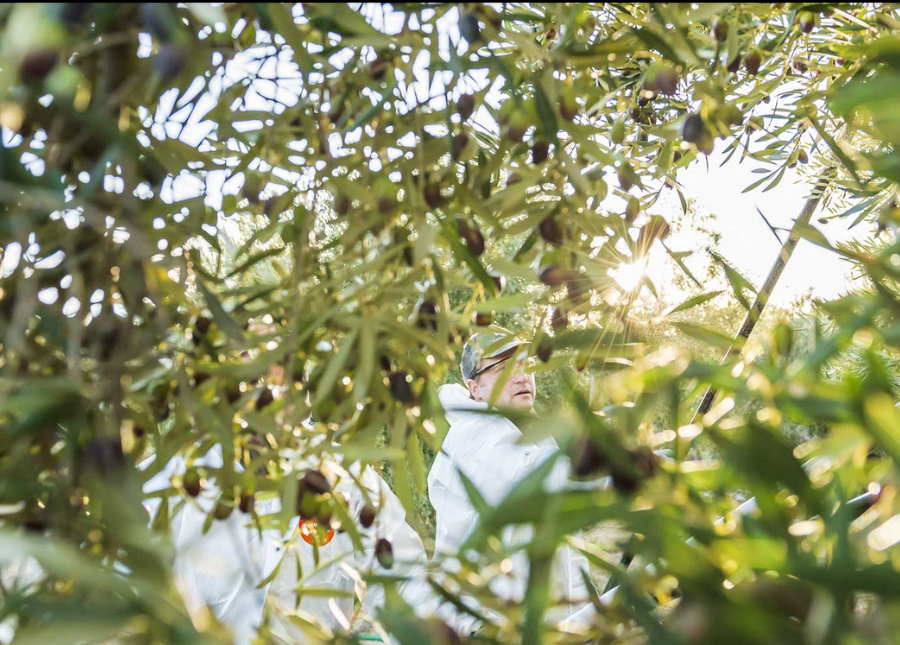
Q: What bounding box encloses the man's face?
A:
[466,351,536,411]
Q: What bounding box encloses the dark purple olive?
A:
[531,140,550,164]
[572,436,608,478]
[334,194,350,215]
[538,216,563,245]
[375,537,394,568]
[378,197,397,214]
[611,468,640,495]
[452,132,469,159]
[154,44,186,80]
[655,67,679,95]
[799,11,815,33]
[424,183,443,209]
[183,468,202,497]
[539,264,569,286]
[388,371,415,404]
[456,218,485,257]
[551,307,568,331]
[560,95,578,121]
[360,503,377,528]
[745,51,762,75]
[459,13,481,43]
[536,340,553,362]
[712,17,728,42]
[255,387,274,411]
[62,3,93,25]
[632,446,659,479]
[298,469,331,497]
[474,311,494,327]
[567,276,591,306]
[19,49,59,82]
[369,57,388,81]
[239,489,255,514]
[456,94,475,121]
[83,437,126,475]
[507,124,526,143]
[225,384,242,405]
[682,113,706,144]
[416,299,439,331]
[193,315,212,339]
[140,3,171,39]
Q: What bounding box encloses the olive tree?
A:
[2,3,900,644]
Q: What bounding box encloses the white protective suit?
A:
[428,384,592,631]
[141,444,427,644]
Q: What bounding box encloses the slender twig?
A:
[755,206,786,246]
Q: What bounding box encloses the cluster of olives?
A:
[571,436,659,495]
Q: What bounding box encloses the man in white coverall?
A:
[428,327,592,633]
[141,440,427,644]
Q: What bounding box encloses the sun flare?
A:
[611,259,647,292]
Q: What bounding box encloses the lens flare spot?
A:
[610,259,647,292]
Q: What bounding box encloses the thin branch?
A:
[755,206,785,246]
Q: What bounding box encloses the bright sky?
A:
[674,141,873,307]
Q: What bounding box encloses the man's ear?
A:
[465,378,481,401]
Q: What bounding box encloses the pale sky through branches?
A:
[676,142,872,307]
[350,3,875,309]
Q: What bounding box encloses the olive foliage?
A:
[3,3,900,644]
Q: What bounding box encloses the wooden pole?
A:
[689,125,856,426]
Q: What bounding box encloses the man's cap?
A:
[461,326,529,381]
